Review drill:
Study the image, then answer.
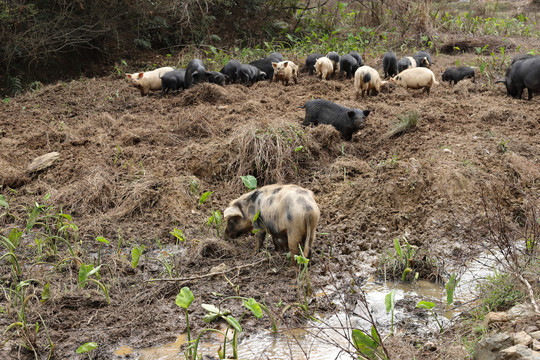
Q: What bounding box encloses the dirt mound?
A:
[438,35,517,54]
[177,82,239,106]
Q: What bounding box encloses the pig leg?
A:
[255,229,267,253]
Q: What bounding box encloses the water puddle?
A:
[117,253,500,359]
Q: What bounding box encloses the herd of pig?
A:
[124,51,540,259]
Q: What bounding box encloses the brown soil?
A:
[1,48,539,359]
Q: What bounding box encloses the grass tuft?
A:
[385,111,419,138]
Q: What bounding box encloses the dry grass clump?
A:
[225,121,308,187]
[385,111,419,138]
[172,106,225,139]
[179,83,233,106]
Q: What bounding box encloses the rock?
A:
[508,304,537,320]
[499,344,540,359]
[27,152,60,173]
[532,332,540,341]
[486,312,509,325]
[533,340,540,352]
[514,331,533,346]
[474,332,513,360]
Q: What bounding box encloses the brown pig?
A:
[125,67,174,96]
[271,61,299,85]
[224,184,320,258]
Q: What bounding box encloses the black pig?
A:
[185,59,207,88]
[349,51,364,66]
[413,50,432,67]
[220,60,241,84]
[383,51,398,78]
[495,56,540,100]
[441,67,475,85]
[305,53,324,75]
[207,71,228,86]
[237,64,267,86]
[160,70,186,95]
[339,54,360,79]
[326,51,340,72]
[301,99,371,141]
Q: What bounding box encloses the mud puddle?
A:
[119,254,500,360]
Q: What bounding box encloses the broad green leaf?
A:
[243,298,263,318]
[393,237,403,258]
[252,210,260,222]
[294,146,304,152]
[294,254,309,265]
[96,236,109,245]
[79,264,94,287]
[352,329,376,356]
[446,273,460,306]
[131,245,144,268]
[225,315,242,333]
[170,228,185,242]
[175,287,194,309]
[370,325,381,345]
[41,283,50,303]
[416,300,435,310]
[0,195,8,209]
[385,291,395,313]
[8,228,22,249]
[76,342,98,354]
[199,191,213,205]
[240,175,257,190]
[60,213,73,221]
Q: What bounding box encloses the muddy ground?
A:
[1,42,540,359]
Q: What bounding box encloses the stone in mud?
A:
[485,312,509,325]
[27,152,60,173]
[513,331,533,347]
[499,344,540,359]
[474,332,513,360]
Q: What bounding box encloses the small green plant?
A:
[352,326,388,360]
[170,227,186,244]
[131,245,145,268]
[199,191,224,238]
[95,236,109,265]
[498,139,509,153]
[76,342,98,359]
[476,271,524,313]
[393,236,418,282]
[385,111,419,138]
[385,290,396,335]
[416,300,443,332]
[176,287,195,359]
[79,263,110,304]
[0,228,22,277]
[294,249,311,310]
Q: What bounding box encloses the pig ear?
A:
[283,62,288,68]
[138,72,144,79]
[363,109,371,117]
[272,62,278,69]
[192,71,199,78]
[347,111,356,120]
[224,206,243,220]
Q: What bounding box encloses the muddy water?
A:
[120,253,499,359]
[122,270,498,360]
